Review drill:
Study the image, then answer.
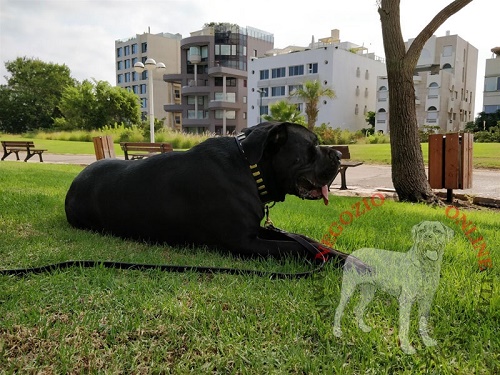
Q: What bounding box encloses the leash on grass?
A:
[0,226,332,279]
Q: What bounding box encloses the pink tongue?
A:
[322,185,329,205]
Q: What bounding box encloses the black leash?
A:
[0,259,326,279]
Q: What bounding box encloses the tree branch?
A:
[406,0,473,64]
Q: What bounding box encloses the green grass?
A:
[0,162,498,373]
[348,142,500,169]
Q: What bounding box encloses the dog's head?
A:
[412,221,454,261]
[241,122,341,204]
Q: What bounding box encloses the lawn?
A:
[0,162,498,373]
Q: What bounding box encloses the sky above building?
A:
[1,0,497,115]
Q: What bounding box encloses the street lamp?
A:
[134,58,166,142]
[256,89,264,124]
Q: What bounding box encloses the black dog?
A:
[65,122,357,265]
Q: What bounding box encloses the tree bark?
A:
[378,0,473,202]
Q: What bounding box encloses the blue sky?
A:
[1,0,497,115]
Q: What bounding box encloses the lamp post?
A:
[256,89,264,124]
[134,58,166,142]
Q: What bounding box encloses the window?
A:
[140,84,147,94]
[124,72,130,82]
[188,96,204,105]
[288,85,302,95]
[132,85,138,94]
[260,70,269,80]
[132,57,138,66]
[141,42,147,53]
[132,72,138,81]
[175,115,181,125]
[116,47,123,57]
[428,82,439,99]
[117,74,123,83]
[271,67,286,78]
[141,98,147,109]
[117,61,123,70]
[307,63,318,74]
[260,106,269,116]
[355,104,359,115]
[215,110,236,119]
[484,105,500,113]
[365,88,369,97]
[174,89,180,99]
[258,87,269,97]
[355,86,360,96]
[365,70,369,79]
[131,44,138,54]
[356,67,360,77]
[215,92,236,102]
[289,65,304,76]
[214,77,237,87]
[485,76,500,92]
[442,63,452,70]
[124,59,130,69]
[377,108,387,123]
[427,106,438,124]
[124,45,130,56]
[271,86,285,96]
[443,45,453,57]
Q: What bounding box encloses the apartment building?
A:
[375,32,478,133]
[483,46,500,114]
[163,24,274,134]
[115,32,182,129]
[247,29,386,131]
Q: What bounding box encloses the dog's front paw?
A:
[422,336,437,347]
[400,342,416,355]
[358,320,372,333]
[333,326,343,338]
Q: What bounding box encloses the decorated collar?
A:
[235,133,270,204]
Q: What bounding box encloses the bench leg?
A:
[38,152,44,162]
[1,151,11,161]
[24,152,34,162]
[339,167,348,190]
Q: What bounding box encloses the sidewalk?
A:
[21,153,500,203]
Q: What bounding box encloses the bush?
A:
[314,124,389,145]
[473,130,500,143]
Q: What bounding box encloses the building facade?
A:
[376,32,478,133]
[247,29,386,131]
[115,32,182,129]
[483,47,500,114]
[163,24,274,134]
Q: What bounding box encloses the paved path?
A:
[14,153,500,200]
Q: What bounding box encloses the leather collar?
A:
[235,133,271,204]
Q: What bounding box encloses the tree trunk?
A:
[378,0,473,203]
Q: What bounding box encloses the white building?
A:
[483,47,500,114]
[247,29,386,130]
[376,32,478,133]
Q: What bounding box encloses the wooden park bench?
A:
[330,145,364,190]
[1,141,47,162]
[120,142,173,160]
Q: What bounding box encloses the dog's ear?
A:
[241,122,288,164]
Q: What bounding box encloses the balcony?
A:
[182,80,211,95]
[208,100,240,110]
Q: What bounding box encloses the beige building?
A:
[163,24,274,134]
[115,32,182,129]
[483,47,500,114]
[376,32,478,133]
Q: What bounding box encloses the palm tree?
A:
[289,80,336,131]
[262,100,306,125]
